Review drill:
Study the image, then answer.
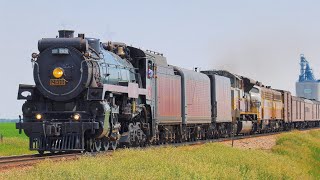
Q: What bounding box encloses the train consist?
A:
[16,30,320,153]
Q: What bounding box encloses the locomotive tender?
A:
[16,30,320,153]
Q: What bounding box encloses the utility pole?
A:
[231,109,239,147]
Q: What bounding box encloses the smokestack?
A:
[58,30,74,38]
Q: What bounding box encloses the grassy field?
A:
[273,130,320,178]
[0,123,31,156]
[0,129,319,179]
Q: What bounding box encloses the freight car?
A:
[16,30,320,154]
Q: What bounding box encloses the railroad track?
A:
[0,127,318,170]
[163,127,320,148]
[0,152,81,170]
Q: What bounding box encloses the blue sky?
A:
[1,0,320,118]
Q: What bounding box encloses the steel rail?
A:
[0,152,81,169]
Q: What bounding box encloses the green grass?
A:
[0,123,31,156]
[0,123,27,139]
[1,130,319,179]
[272,130,320,179]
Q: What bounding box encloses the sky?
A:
[0,0,320,118]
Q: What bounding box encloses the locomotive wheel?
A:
[110,140,118,151]
[101,138,110,151]
[38,150,44,155]
[86,138,95,152]
[207,129,214,139]
[95,140,102,152]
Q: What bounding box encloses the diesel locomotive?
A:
[16,30,320,154]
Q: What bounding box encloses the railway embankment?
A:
[0,129,319,179]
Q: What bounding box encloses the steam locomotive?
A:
[16,30,320,154]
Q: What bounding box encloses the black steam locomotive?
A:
[17,30,155,153]
[17,30,320,154]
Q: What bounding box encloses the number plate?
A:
[50,79,66,86]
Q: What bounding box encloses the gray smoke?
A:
[206,27,320,94]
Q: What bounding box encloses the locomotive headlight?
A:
[52,67,64,78]
[35,113,42,120]
[73,113,81,121]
